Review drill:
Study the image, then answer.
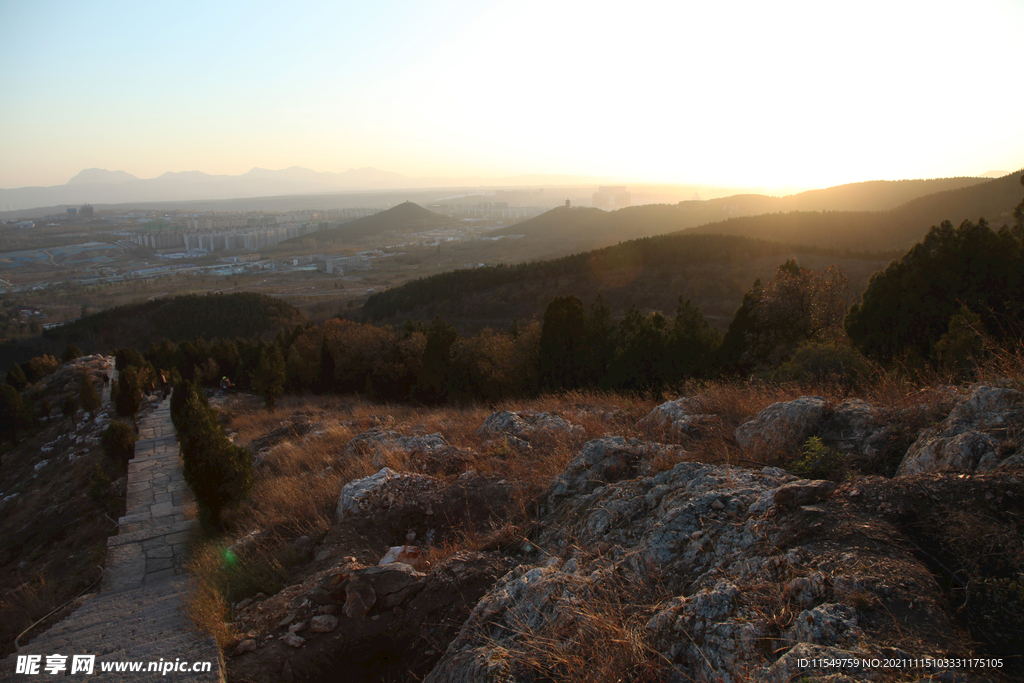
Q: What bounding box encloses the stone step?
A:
[29,591,183,643]
[25,622,201,660]
[107,519,197,548]
[1,395,224,682]
[6,633,220,682]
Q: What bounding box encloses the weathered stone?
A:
[310,614,339,633]
[344,428,450,468]
[360,563,426,608]
[773,480,837,509]
[550,437,686,500]
[282,633,305,648]
[735,397,830,454]
[336,467,430,520]
[477,410,580,440]
[344,578,376,618]
[639,397,719,437]
[898,386,1024,476]
[379,545,427,571]
[785,603,861,646]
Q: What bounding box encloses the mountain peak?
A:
[65,168,139,185]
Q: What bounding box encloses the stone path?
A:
[2,396,224,681]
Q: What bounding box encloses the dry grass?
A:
[181,543,242,650]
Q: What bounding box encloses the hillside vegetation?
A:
[362,233,894,329]
[42,293,303,352]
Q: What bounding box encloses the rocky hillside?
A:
[0,355,166,655]
[197,377,1024,683]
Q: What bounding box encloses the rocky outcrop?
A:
[897,385,1024,476]
[735,396,830,455]
[229,551,513,683]
[549,436,687,500]
[640,397,720,437]
[424,434,1008,683]
[343,427,451,468]
[478,410,581,440]
[336,467,434,520]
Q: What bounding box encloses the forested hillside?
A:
[42,293,304,352]
[361,233,894,329]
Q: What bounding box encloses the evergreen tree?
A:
[587,294,617,386]
[79,372,103,413]
[539,294,589,391]
[317,337,336,395]
[5,364,28,392]
[172,381,253,528]
[0,384,26,445]
[62,395,78,428]
[114,366,143,430]
[667,297,721,381]
[846,218,1024,362]
[415,317,458,404]
[253,344,286,411]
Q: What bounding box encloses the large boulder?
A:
[735,397,830,455]
[897,385,1024,476]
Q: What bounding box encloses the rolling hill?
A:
[493,173,1020,250]
[278,201,454,247]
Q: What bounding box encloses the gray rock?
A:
[344,427,450,468]
[282,633,304,648]
[735,397,830,455]
[898,386,1024,476]
[640,397,718,436]
[773,480,837,509]
[232,639,256,655]
[336,467,433,520]
[478,410,581,440]
[550,437,686,500]
[785,603,861,646]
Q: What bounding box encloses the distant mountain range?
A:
[0,166,618,212]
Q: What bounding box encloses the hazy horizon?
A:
[2,0,1023,191]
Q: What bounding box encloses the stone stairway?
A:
[2,397,224,681]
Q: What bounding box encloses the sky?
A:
[2,0,1023,190]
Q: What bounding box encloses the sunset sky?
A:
[2,0,1022,190]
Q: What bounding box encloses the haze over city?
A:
[3,0,1023,193]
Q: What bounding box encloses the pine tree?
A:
[80,372,102,413]
[253,344,285,411]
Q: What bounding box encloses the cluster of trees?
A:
[43,292,303,353]
[170,381,253,527]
